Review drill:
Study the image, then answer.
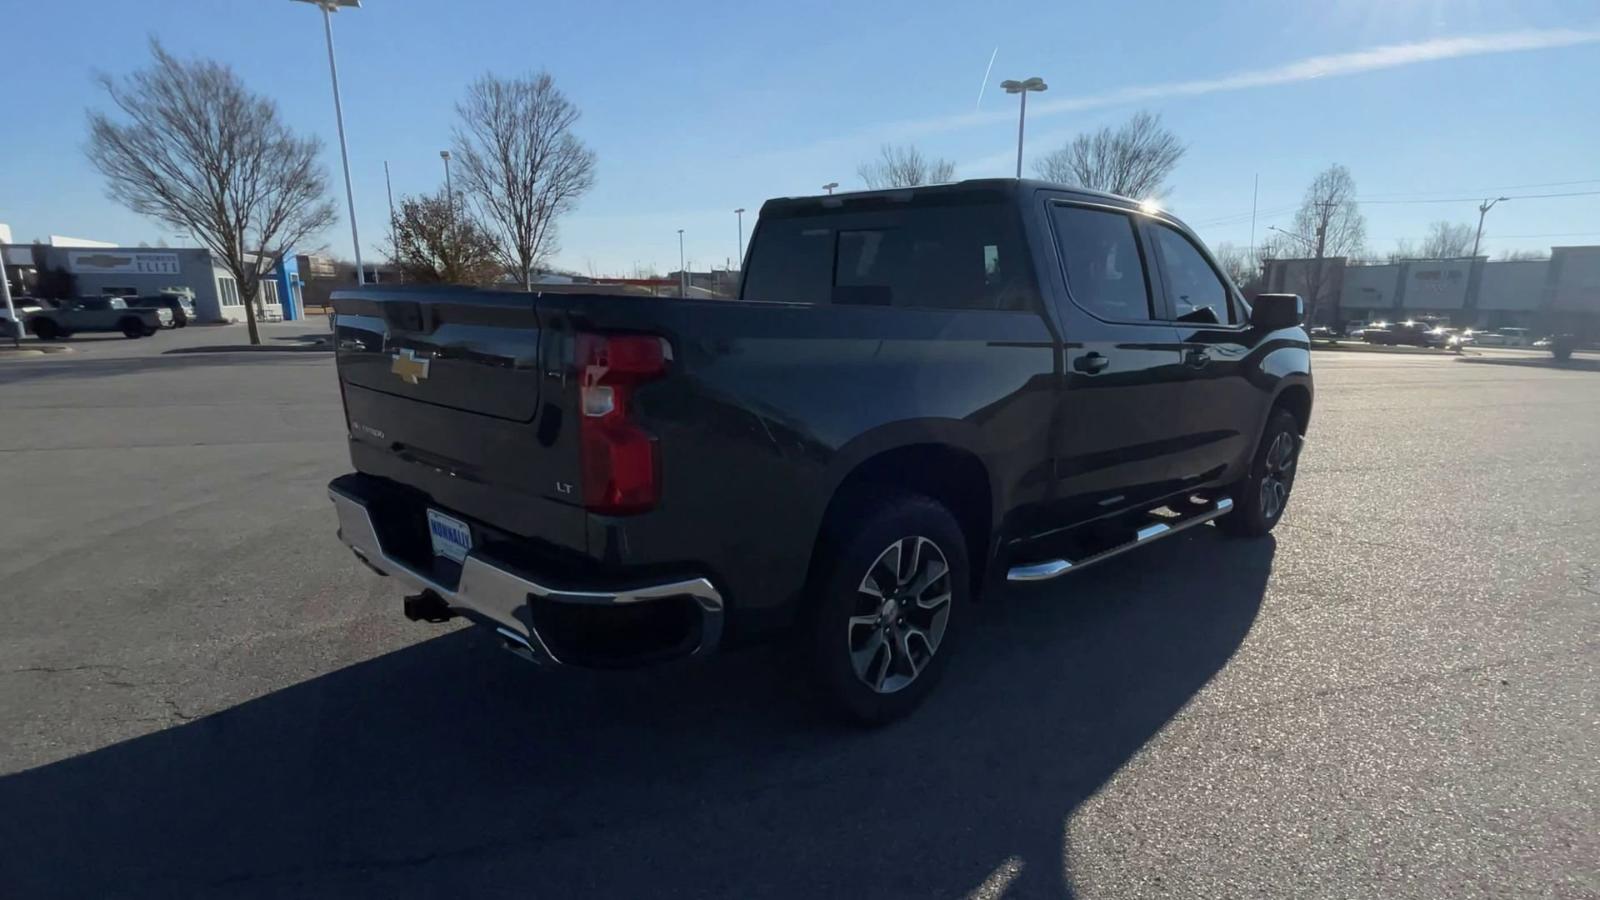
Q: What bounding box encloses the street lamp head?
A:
[734,208,745,214]
[291,0,361,9]
[439,150,451,161]
[1002,76,1048,93]
[822,182,839,191]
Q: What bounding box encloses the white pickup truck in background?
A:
[26,298,171,340]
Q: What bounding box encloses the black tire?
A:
[31,318,59,341]
[807,492,969,725]
[120,318,146,339]
[1217,408,1301,538]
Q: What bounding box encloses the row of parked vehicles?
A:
[1,292,197,340]
[1327,320,1580,356]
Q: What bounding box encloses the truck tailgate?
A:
[333,289,587,555]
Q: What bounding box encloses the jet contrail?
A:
[976,46,998,111]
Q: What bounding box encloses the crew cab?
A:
[123,292,197,327]
[26,297,170,339]
[327,179,1312,722]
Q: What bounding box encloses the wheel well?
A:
[1273,385,1312,435]
[814,444,994,590]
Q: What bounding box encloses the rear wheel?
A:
[31,319,59,341]
[1218,409,1301,538]
[807,492,968,725]
[120,319,146,339]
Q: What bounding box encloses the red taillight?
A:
[576,333,668,515]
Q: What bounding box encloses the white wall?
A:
[1340,264,1400,312]
[1477,260,1548,311]
[1399,259,1473,310]
[1550,247,1600,313]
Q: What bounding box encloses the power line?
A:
[1355,178,1600,199]
[1357,189,1600,205]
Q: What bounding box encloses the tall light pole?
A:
[1,244,20,346]
[1001,77,1047,179]
[293,0,365,284]
[440,150,454,212]
[677,229,687,297]
[1472,196,1508,258]
[734,208,745,266]
[822,182,838,195]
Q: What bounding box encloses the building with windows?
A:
[4,241,301,323]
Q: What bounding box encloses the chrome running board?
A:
[1006,496,1234,583]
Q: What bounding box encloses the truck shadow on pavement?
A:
[0,531,1274,899]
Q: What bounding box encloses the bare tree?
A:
[1387,239,1418,262]
[1033,111,1186,199]
[1418,220,1476,258]
[1499,248,1550,261]
[857,144,956,189]
[1212,242,1259,291]
[454,72,596,289]
[1273,164,1366,325]
[85,40,335,344]
[386,191,504,284]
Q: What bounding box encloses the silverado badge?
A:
[390,348,431,385]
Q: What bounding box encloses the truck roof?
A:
[761,178,1144,215]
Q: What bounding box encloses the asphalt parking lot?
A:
[1,327,1596,899]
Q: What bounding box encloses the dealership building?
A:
[1263,246,1600,331]
[1,235,303,323]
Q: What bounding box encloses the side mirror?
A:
[1251,293,1303,330]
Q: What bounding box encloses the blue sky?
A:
[3,0,1597,274]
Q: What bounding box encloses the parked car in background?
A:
[1345,320,1383,338]
[124,293,197,328]
[1475,327,1532,347]
[1,300,47,339]
[1310,325,1336,339]
[26,297,170,339]
[326,178,1315,722]
[1364,320,1443,347]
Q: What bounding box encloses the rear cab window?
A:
[741,191,1038,312]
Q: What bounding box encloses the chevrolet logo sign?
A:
[390,348,431,384]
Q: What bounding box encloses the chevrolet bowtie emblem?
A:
[390,348,431,385]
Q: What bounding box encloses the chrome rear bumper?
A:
[328,487,724,666]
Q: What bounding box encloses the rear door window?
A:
[1048,204,1153,322]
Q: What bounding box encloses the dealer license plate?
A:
[426,509,473,563]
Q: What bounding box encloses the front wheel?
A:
[1217,409,1302,538]
[807,492,968,725]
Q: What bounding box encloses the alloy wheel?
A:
[847,536,952,694]
[1259,431,1297,522]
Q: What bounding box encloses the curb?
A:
[0,344,76,358]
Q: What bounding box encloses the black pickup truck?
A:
[328,179,1311,722]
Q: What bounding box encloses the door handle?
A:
[1184,348,1212,368]
[1073,352,1110,374]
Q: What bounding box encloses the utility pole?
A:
[383,160,401,283]
[1472,196,1508,259]
[1311,200,1331,327]
[1248,173,1259,264]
